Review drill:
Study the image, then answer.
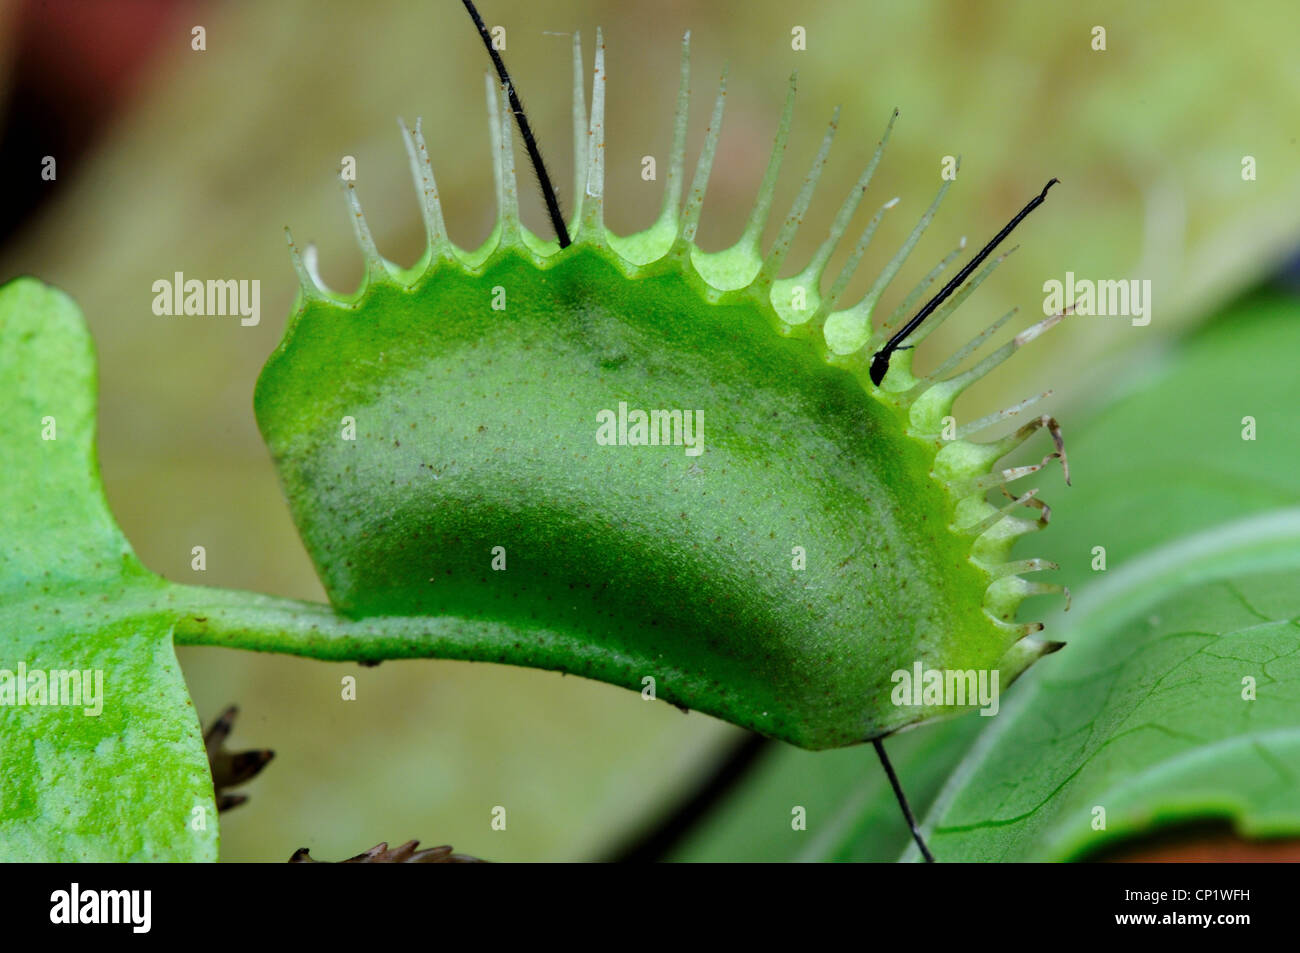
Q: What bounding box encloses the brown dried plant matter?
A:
[289,841,487,863]
[203,705,274,812]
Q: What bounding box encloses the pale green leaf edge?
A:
[903,508,1300,861]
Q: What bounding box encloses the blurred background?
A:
[2,0,1298,861]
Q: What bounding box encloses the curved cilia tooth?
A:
[823,169,956,357]
[1002,484,1054,526]
[973,514,1052,566]
[956,390,1050,440]
[984,575,1071,623]
[1045,581,1072,611]
[689,70,793,291]
[735,71,797,259]
[894,245,1018,360]
[997,635,1065,682]
[341,178,394,283]
[650,31,691,237]
[576,26,607,242]
[397,118,451,263]
[812,197,897,322]
[489,76,522,246]
[988,558,1059,580]
[907,311,1068,432]
[956,488,1042,538]
[283,227,324,301]
[977,413,1069,484]
[919,307,1018,389]
[934,414,1069,498]
[904,305,1020,423]
[758,106,840,289]
[570,31,586,227]
[961,459,1054,495]
[676,66,728,248]
[878,236,966,333]
[774,109,899,328]
[803,109,898,281]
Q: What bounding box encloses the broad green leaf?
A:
[910,511,1300,861]
[0,278,218,860]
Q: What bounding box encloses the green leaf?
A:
[911,511,1300,861]
[0,278,218,860]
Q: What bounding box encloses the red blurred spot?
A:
[16,0,192,125]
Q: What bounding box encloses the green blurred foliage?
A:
[1024,290,1300,581]
[669,711,983,861]
[2,0,1297,860]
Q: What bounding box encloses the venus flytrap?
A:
[254,27,1071,752]
[0,17,1079,861]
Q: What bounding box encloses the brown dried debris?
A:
[203,704,274,812]
[289,841,487,863]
